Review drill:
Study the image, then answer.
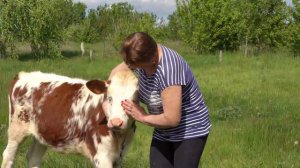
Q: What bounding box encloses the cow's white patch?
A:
[17,71,86,89]
[68,86,104,130]
[94,134,116,168]
[92,134,98,148]
[96,113,100,121]
[8,95,11,126]
[85,120,92,132]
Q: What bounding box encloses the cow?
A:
[1,70,139,168]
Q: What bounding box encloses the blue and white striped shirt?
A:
[134,45,211,141]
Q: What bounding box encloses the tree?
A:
[94,2,160,49]
[239,0,289,52]
[66,8,100,43]
[72,2,87,24]
[27,0,74,58]
[176,0,242,53]
[0,0,24,58]
[290,0,300,56]
[0,0,75,59]
[167,11,181,40]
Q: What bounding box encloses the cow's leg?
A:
[26,138,47,168]
[1,140,20,168]
[1,121,28,168]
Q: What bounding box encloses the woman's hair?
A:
[120,32,157,65]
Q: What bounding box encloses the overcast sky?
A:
[73,0,293,19]
[73,0,176,19]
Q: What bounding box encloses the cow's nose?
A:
[110,118,123,128]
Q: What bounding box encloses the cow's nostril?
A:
[111,118,123,128]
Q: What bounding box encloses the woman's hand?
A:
[122,85,182,129]
[121,99,147,123]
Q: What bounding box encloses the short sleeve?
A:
[159,49,188,90]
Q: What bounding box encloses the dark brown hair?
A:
[120,32,157,65]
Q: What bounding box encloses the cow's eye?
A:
[108,96,113,103]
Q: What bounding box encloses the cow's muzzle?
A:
[108,118,124,130]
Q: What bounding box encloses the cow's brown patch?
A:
[84,102,109,156]
[33,81,110,157]
[85,95,92,103]
[82,80,110,157]
[18,110,29,122]
[35,82,83,146]
[13,87,28,98]
[33,82,51,104]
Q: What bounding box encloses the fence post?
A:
[219,49,223,63]
[81,42,85,57]
[90,49,93,62]
[244,36,248,57]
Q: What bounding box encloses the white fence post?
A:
[219,49,223,63]
[81,42,85,57]
[90,49,93,62]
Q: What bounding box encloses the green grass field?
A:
[0,41,299,167]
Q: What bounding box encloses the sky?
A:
[73,0,293,19]
[73,0,176,19]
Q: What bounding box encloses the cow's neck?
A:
[112,121,136,159]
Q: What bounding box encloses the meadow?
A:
[0,41,299,167]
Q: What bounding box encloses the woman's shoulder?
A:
[160,45,178,56]
[160,45,187,64]
[160,46,188,69]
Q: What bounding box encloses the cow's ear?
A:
[86,80,107,94]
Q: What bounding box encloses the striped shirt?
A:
[134,45,211,141]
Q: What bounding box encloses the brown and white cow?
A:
[1,70,138,168]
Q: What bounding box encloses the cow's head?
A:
[86,71,138,131]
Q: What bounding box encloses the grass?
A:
[0,41,299,167]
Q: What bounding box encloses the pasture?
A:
[0,41,299,167]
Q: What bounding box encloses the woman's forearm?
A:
[141,112,180,129]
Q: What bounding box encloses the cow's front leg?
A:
[93,154,113,168]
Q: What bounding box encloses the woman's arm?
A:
[122,85,182,129]
[108,62,130,80]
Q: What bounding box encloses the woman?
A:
[109,32,211,168]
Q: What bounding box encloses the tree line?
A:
[0,0,299,59]
[172,0,300,56]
